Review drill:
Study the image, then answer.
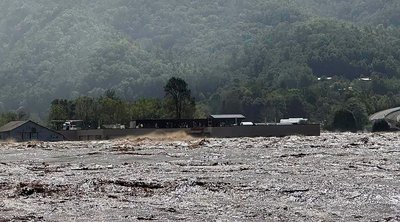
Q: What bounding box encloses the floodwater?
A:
[0,133,399,221]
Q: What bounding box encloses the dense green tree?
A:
[129,98,163,120]
[48,99,73,122]
[97,97,128,126]
[0,112,18,127]
[264,92,286,122]
[164,77,195,119]
[372,119,391,132]
[74,97,98,128]
[331,109,358,132]
[344,97,369,131]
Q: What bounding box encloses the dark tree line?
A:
[47,77,196,129]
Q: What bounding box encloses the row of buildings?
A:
[0,114,321,142]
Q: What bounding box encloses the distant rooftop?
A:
[210,114,246,119]
[0,120,30,133]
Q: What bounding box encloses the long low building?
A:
[58,114,320,141]
[59,124,321,141]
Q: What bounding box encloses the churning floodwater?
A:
[0,133,399,221]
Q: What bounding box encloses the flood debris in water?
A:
[0,133,399,221]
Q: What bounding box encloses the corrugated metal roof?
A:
[0,121,30,133]
[369,107,400,121]
[210,114,246,119]
[385,110,400,122]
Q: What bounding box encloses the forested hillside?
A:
[1,0,400,128]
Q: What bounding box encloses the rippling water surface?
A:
[0,133,399,221]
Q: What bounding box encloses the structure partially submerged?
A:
[369,107,400,131]
[0,120,64,142]
[369,107,400,123]
[58,114,320,141]
[132,114,246,129]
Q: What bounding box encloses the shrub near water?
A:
[372,119,391,132]
[332,110,358,132]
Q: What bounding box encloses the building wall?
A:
[209,124,320,138]
[2,122,64,142]
[59,130,78,141]
[0,132,10,141]
[60,128,190,141]
[58,124,320,141]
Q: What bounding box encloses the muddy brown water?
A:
[0,133,399,221]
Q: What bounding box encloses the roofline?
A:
[0,120,65,140]
[209,114,246,119]
[134,118,208,121]
[31,120,66,139]
[0,120,30,133]
[369,107,400,121]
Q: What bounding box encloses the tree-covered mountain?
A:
[1,0,400,128]
[298,0,400,26]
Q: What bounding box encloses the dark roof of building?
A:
[210,114,246,119]
[0,120,30,133]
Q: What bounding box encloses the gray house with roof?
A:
[0,120,64,142]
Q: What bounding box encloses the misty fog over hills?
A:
[0,0,400,124]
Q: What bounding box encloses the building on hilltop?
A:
[0,120,64,142]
